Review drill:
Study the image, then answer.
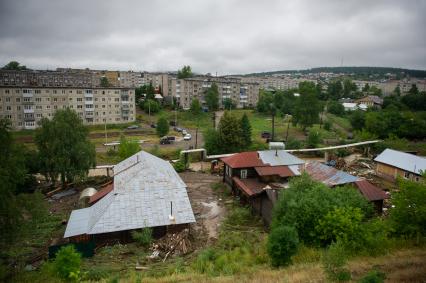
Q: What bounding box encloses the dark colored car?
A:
[150,123,156,128]
[160,137,172,145]
[261,131,271,139]
[166,136,176,141]
[174,127,182,132]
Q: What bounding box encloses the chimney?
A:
[169,201,176,223]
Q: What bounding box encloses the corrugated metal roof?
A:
[255,166,295,177]
[89,183,113,204]
[221,152,265,168]
[258,150,306,166]
[354,180,388,201]
[305,161,360,187]
[232,177,266,196]
[374,148,426,175]
[64,151,195,238]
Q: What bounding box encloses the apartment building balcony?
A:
[23,114,35,121]
[24,108,34,114]
[22,91,33,98]
[222,95,231,99]
[121,110,130,117]
[202,84,211,88]
[121,100,130,104]
[84,100,94,104]
[84,92,93,98]
[85,106,94,112]
[85,111,94,117]
[22,100,34,105]
[24,121,36,129]
[121,104,130,110]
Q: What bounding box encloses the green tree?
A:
[143,99,160,114]
[204,128,222,155]
[223,98,236,110]
[156,117,169,137]
[293,82,321,129]
[205,83,219,111]
[217,111,244,153]
[272,174,372,246]
[53,245,81,281]
[327,80,343,100]
[390,177,426,239]
[100,76,110,87]
[0,119,27,241]
[306,129,322,148]
[393,85,401,96]
[328,101,345,116]
[362,83,370,92]
[349,110,366,131]
[240,113,252,149]
[118,135,140,160]
[190,98,202,116]
[408,84,419,95]
[256,91,274,113]
[343,79,357,97]
[35,109,96,188]
[267,225,299,267]
[177,65,193,79]
[2,61,27,70]
[316,207,363,245]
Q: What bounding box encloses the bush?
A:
[267,225,299,267]
[322,241,351,282]
[156,117,169,137]
[271,174,373,246]
[358,270,386,283]
[324,120,332,131]
[131,227,153,247]
[84,267,110,281]
[306,129,322,148]
[143,99,160,114]
[223,206,252,226]
[173,159,187,172]
[285,137,302,149]
[52,245,81,281]
[316,207,363,246]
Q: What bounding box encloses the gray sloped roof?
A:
[64,151,195,238]
[374,148,426,175]
[258,150,305,166]
[305,161,360,187]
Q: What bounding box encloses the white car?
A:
[183,134,192,140]
[182,129,188,135]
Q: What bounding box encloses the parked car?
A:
[261,131,271,139]
[166,136,176,141]
[182,129,188,135]
[126,125,139,130]
[150,123,156,128]
[184,134,192,141]
[160,136,172,145]
[174,127,182,132]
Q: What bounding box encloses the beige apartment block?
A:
[168,77,259,109]
[240,76,317,91]
[0,87,136,130]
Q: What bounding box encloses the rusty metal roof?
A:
[255,166,295,177]
[305,161,360,187]
[221,151,265,168]
[232,176,266,197]
[89,183,113,204]
[354,180,388,201]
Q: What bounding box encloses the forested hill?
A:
[242,66,426,78]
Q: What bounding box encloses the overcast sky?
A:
[0,0,425,75]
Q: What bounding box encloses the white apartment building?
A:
[0,87,136,130]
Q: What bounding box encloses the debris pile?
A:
[346,158,376,179]
[148,228,193,262]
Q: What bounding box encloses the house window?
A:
[227,166,232,177]
[241,169,247,179]
[404,172,410,179]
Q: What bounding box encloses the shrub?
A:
[131,227,153,247]
[306,129,322,148]
[324,120,332,131]
[223,206,252,226]
[156,117,169,137]
[285,137,302,150]
[52,245,81,281]
[143,99,160,114]
[173,159,187,172]
[358,270,386,283]
[322,241,351,281]
[267,225,299,267]
[316,206,363,246]
[84,267,110,281]
[272,175,373,246]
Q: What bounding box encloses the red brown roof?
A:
[255,166,295,177]
[221,152,265,168]
[354,180,388,201]
[232,177,266,197]
[89,183,114,204]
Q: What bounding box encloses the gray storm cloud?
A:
[0,0,425,74]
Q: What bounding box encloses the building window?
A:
[16,98,20,102]
[241,169,247,179]
[404,172,410,179]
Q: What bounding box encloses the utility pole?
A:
[270,103,275,142]
[285,116,290,142]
